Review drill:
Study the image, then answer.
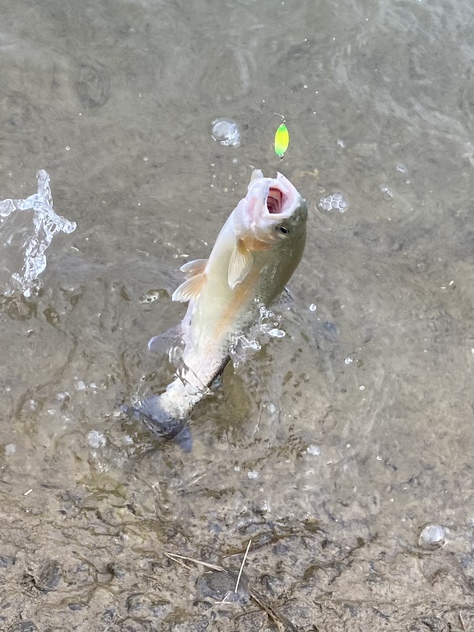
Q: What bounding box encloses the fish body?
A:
[134,169,307,444]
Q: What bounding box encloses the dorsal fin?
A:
[228,239,253,289]
[172,273,206,302]
[179,258,208,279]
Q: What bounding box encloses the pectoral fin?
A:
[251,169,263,180]
[172,273,206,302]
[179,258,208,278]
[228,239,253,289]
[148,324,183,353]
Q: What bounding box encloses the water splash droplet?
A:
[380,185,394,200]
[0,170,76,296]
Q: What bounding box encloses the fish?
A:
[133,169,308,449]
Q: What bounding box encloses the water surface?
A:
[0,0,473,630]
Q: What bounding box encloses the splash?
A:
[229,304,286,367]
[0,170,76,296]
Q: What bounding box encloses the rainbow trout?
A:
[133,169,307,448]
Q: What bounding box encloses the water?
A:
[0,0,473,630]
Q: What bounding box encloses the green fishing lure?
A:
[274,121,289,157]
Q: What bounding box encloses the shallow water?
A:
[1,0,473,630]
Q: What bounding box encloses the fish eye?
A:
[276,225,289,235]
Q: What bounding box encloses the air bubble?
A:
[87,430,106,449]
[418,524,448,549]
[318,192,348,213]
[140,290,161,304]
[268,328,285,338]
[211,118,241,147]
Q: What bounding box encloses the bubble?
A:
[140,290,161,304]
[306,444,321,456]
[211,118,241,147]
[318,192,348,213]
[418,524,448,549]
[247,470,259,479]
[87,430,106,449]
[267,328,285,338]
[309,303,317,312]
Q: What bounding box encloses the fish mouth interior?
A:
[266,187,284,214]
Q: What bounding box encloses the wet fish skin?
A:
[131,397,193,451]
[133,169,307,442]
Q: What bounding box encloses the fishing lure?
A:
[274,115,290,158]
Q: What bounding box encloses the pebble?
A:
[197,569,249,603]
[35,559,62,592]
[16,623,38,632]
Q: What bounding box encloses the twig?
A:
[164,551,223,572]
[246,586,302,632]
[234,539,252,593]
[164,549,304,632]
[163,552,193,571]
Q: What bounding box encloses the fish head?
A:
[233,170,308,250]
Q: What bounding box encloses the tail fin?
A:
[131,395,192,451]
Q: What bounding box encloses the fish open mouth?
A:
[267,187,284,214]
